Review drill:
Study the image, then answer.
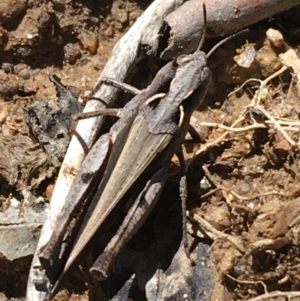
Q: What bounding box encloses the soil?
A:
[1,0,300,301]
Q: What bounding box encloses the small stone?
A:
[111,2,128,24]
[255,39,282,76]
[17,46,32,58]
[274,139,290,152]
[0,0,27,24]
[23,80,37,93]
[91,55,103,70]
[117,11,128,24]
[97,44,105,56]
[103,26,114,38]
[64,43,82,64]
[266,28,284,48]
[78,30,99,54]
[19,68,30,79]
[2,63,13,73]
[57,14,72,33]
[234,44,256,68]
[0,73,20,95]
[114,21,123,30]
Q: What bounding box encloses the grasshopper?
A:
[37,60,179,294]
[36,6,244,297]
[52,50,209,294]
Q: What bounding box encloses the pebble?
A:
[103,26,114,38]
[64,43,82,64]
[274,139,290,152]
[97,44,105,56]
[266,28,284,48]
[111,2,128,24]
[18,68,30,79]
[234,44,256,68]
[0,0,27,24]
[91,55,103,70]
[255,40,282,76]
[0,106,8,123]
[45,182,55,201]
[117,11,128,24]
[2,62,14,73]
[17,46,32,58]
[0,73,19,95]
[78,30,99,54]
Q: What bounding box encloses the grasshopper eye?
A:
[201,67,211,83]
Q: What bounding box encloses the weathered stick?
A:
[161,0,300,59]
[25,0,186,300]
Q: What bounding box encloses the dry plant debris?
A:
[186,27,300,300]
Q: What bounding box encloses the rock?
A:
[111,2,128,25]
[103,26,114,38]
[274,139,290,153]
[1,63,14,74]
[0,193,47,296]
[0,193,47,262]
[255,39,282,76]
[266,28,284,48]
[64,43,82,64]
[18,68,30,79]
[0,0,27,25]
[91,55,103,70]
[0,73,21,96]
[78,30,99,54]
[234,44,256,68]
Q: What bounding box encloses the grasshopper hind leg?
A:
[90,167,168,280]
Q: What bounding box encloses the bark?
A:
[161,0,300,59]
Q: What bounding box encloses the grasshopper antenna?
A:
[207,29,249,59]
[195,3,207,53]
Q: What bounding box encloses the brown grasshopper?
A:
[36,60,179,295]
[52,51,209,292]
[36,8,245,298]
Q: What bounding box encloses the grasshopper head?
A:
[166,50,211,112]
[175,51,211,89]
